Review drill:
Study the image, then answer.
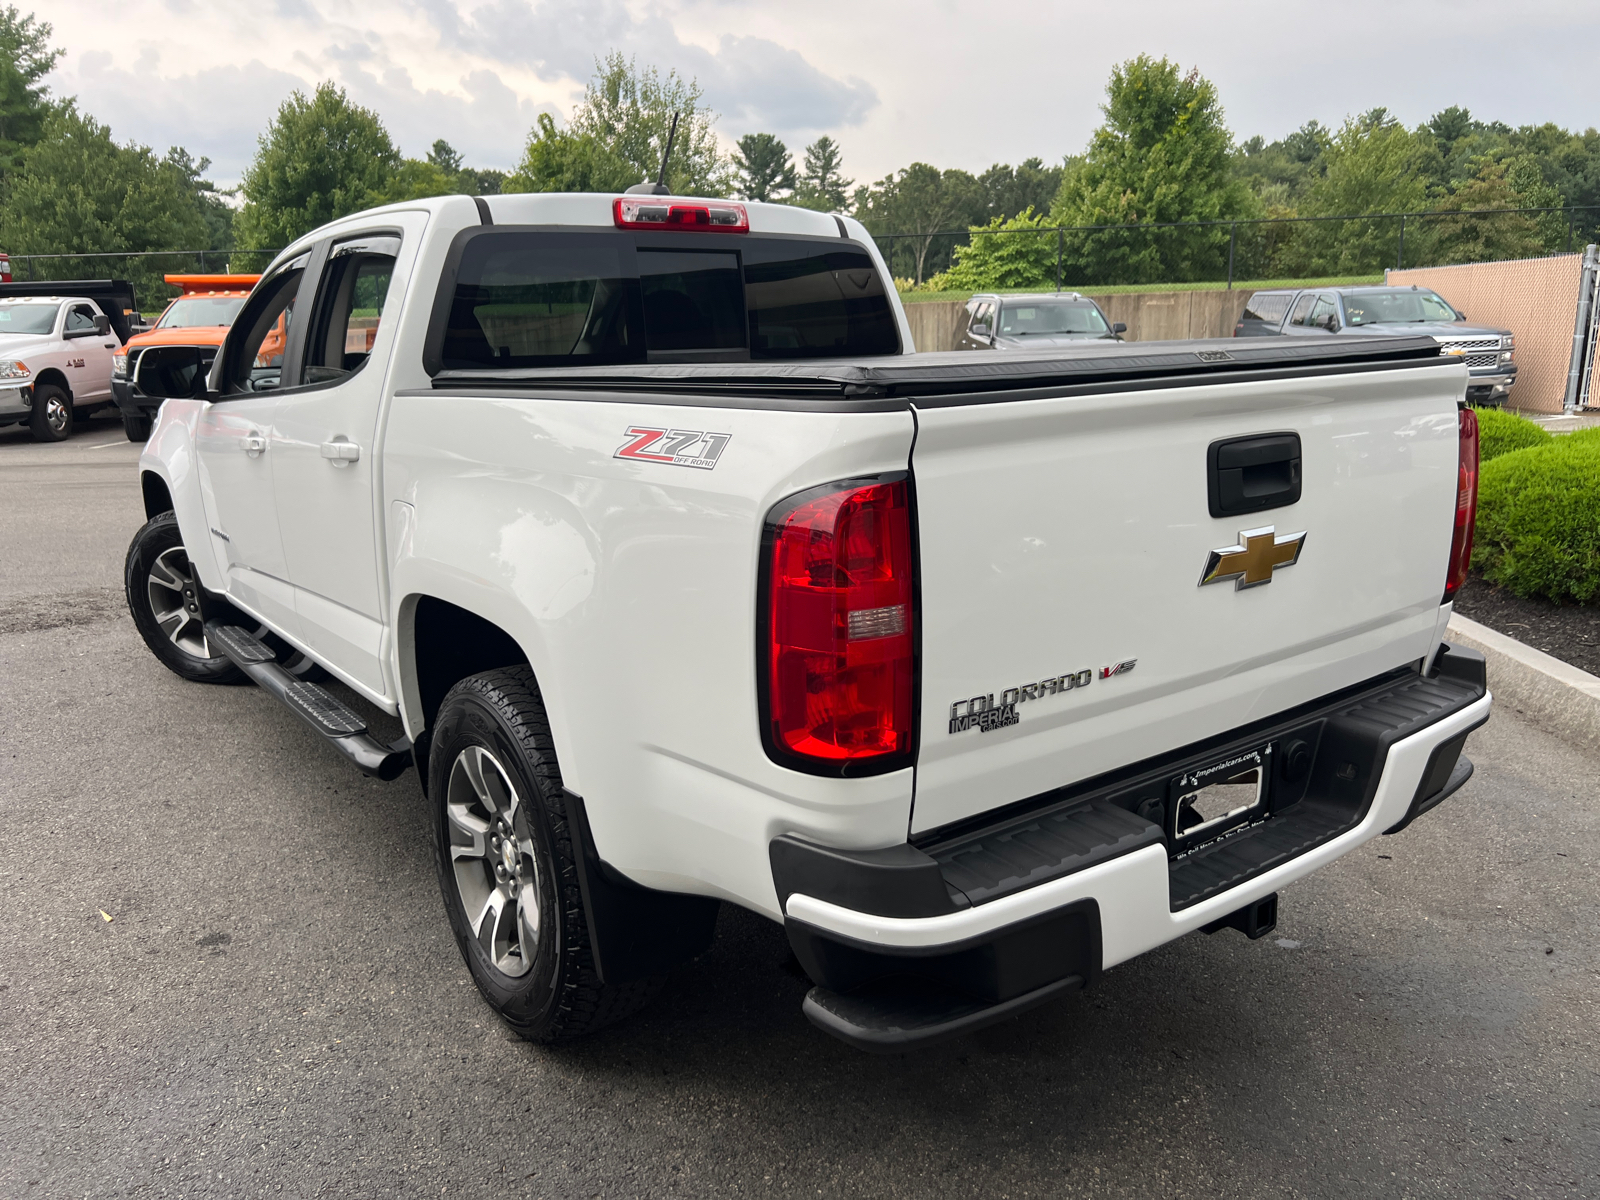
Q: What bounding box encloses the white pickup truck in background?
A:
[123,192,1490,1052]
[0,281,136,440]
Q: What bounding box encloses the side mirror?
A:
[135,345,208,400]
[1456,311,1466,321]
[971,323,990,338]
[1322,315,1339,332]
[1111,322,1128,335]
[93,313,110,337]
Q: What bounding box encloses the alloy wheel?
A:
[146,546,211,659]
[445,745,543,978]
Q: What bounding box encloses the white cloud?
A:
[36,0,1600,194]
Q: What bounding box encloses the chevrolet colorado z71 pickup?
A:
[123,193,1491,1052]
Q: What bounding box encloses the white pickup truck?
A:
[124,193,1491,1052]
[0,281,136,440]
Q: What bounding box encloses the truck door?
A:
[191,258,307,637]
[268,216,424,700]
[63,303,117,401]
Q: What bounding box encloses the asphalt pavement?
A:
[2,418,1597,1198]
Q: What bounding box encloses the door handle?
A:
[320,439,360,464]
[239,433,268,456]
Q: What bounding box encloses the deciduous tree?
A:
[1051,55,1253,284]
[0,5,61,181]
[236,83,399,250]
[509,54,728,196]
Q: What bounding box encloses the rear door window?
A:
[429,230,898,372]
[1242,294,1292,325]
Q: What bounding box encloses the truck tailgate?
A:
[908,355,1462,834]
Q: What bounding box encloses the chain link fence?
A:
[872,206,1600,292]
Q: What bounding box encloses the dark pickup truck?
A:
[1235,285,1516,407]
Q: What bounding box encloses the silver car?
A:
[958,292,1125,351]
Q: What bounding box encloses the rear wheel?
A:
[123,410,152,442]
[28,383,72,442]
[430,667,662,1042]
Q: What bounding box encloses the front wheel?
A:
[29,383,72,442]
[123,410,152,441]
[124,512,244,683]
[430,668,662,1042]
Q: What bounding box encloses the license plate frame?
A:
[1168,743,1272,854]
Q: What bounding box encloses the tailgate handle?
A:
[1208,433,1301,518]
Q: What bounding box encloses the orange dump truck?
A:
[113,274,271,441]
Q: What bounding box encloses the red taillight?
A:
[0,253,10,283]
[613,197,749,232]
[1443,406,1480,602]
[762,477,916,771]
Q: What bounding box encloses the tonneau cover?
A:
[431,335,1450,398]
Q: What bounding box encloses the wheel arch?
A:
[31,367,70,400]
[397,592,547,789]
[141,470,174,518]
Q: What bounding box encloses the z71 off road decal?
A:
[614,427,731,470]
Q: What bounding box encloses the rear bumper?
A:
[777,644,1490,1049]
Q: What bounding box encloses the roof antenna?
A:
[625,111,679,195]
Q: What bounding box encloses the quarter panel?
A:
[385,392,919,916]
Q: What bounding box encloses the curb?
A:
[1447,613,1600,748]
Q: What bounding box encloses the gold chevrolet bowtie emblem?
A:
[1199,526,1307,590]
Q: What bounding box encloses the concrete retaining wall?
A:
[902,290,1254,353]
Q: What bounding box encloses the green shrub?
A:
[926,208,1058,293]
[1471,436,1600,603]
[1473,406,1551,462]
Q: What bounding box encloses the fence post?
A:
[1227,222,1236,290]
[1056,227,1063,293]
[1396,215,1405,271]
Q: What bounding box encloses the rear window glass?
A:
[745,246,898,358]
[639,249,745,352]
[432,230,898,371]
[1242,294,1293,324]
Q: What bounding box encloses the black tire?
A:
[28,382,72,442]
[430,667,662,1042]
[124,512,244,684]
[123,410,152,442]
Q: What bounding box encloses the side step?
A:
[207,622,411,781]
[803,974,1086,1054]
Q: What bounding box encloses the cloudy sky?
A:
[42,0,1600,190]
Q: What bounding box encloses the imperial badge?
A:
[1199,526,1306,590]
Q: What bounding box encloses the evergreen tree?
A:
[792,135,852,211]
[732,133,795,202]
